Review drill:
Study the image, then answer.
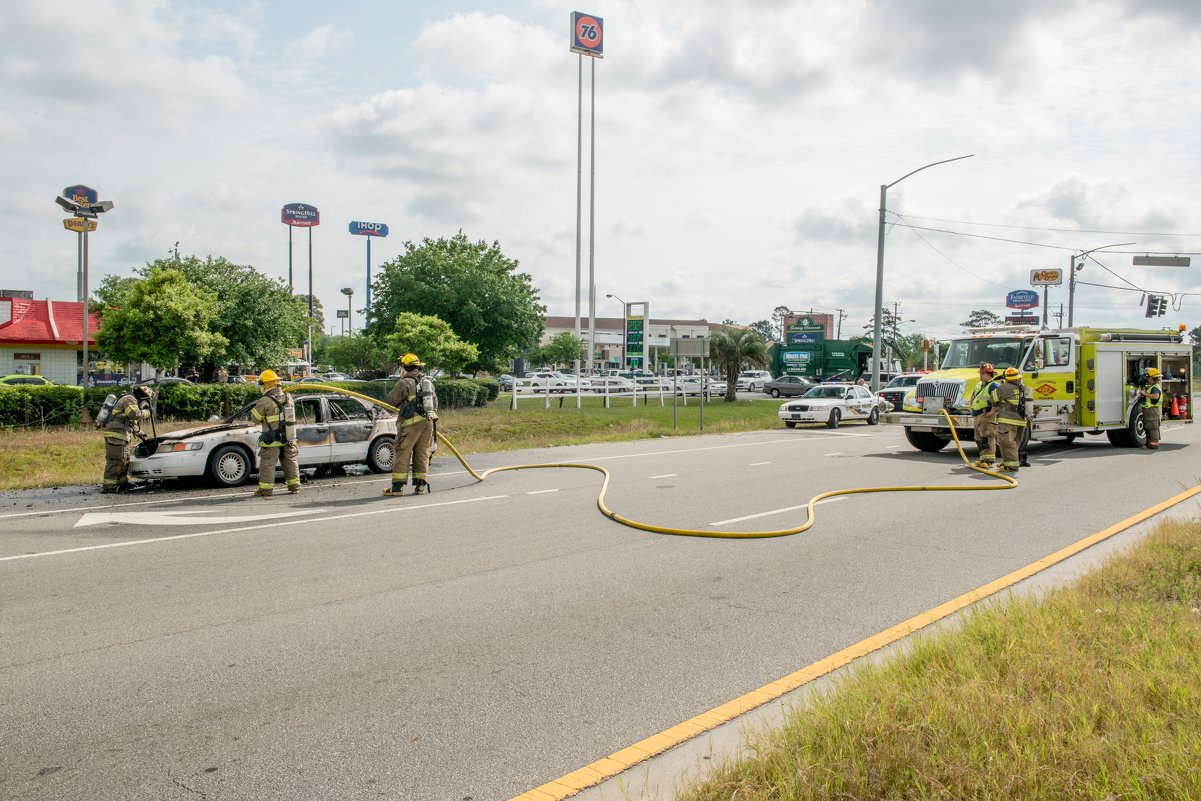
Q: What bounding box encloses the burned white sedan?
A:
[130,393,397,487]
[778,383,888,429]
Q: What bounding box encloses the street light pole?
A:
[871,154,973,391]
[606,293,626,369]
[1067,242,1135,327]
[340,287,354,335]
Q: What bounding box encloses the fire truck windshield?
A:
[939,337,1029,370]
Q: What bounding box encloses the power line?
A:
[891,213,1007,288]
[889,218,1201,255]
[895,212,1201,239]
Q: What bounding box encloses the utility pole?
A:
[1053,303,1064,327]
[834,307,847,339]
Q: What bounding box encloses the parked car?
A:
[493,374,515,391]
[321,372,352,381]
[590,375,636,392]
[135,377,194,387]
[877,373,925,414]
[778,383,888,429]
[735,370,773,392]
[762,375,816,398]
[673,376,727,396]
[525,371,583,393]
[0,374,54,386]
[129,393,397,487]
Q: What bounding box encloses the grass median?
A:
[676,519,1201,801]
[0,396,786,491]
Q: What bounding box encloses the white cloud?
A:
[285,24,351,62]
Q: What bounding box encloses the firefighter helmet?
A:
[1146,367,1162,379]
[400,353,424,368]
[132,385,154,401]
[1003,367,1021,382]
[979,362,995,374]
[258,369,281,386]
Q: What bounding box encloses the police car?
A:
[778,383,889,429]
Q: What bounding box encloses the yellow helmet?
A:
[1146,367,1162,379]
[258,369,281,386]
[400,353,423,368]
[1003,367,1021,382]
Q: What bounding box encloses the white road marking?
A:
[649,474,677,479]
[1,495,508,563]
[886,444,902,449]
[824,452,843,457]
[748,461,771,466]
[709,496,845,526]
[74,508,321,529]
[526,488,559,495]
[1,432,867,521]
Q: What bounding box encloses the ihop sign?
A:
[349,221,389,237]
[1006,289,1039,310]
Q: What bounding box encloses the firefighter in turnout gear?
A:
[990,367,1028,473]
[970,362,998,468]
[1139,367,1164,449]
[384,353,438,496]
[101,385,154,493]
[250,369,300,497]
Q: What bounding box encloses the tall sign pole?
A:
[281,203,320,370]
[571,11,603,375]
[57,185,109,387]
[348,221,389,325]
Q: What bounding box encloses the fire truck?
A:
[881,325,1193,452]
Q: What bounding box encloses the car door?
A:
[326,396,376,463]
[291,396,333,467]
[849,386,874,418]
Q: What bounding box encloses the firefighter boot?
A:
[383,482,405,497]
[413,480,427,495]
[252,487,273,498]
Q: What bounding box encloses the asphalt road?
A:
[2,417,1196,800]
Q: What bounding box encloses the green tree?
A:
[961,309,1003,329]
[383,312,480,375]
[95,268,226,384]
[748,320,775,342]
[709,327,769,402]
[368,232,545,372]
[321,333,393,377]
[770,305,791,339]
[539,332,585,367]
[111,255,313,378]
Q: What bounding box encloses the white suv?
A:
[735,370,772,392]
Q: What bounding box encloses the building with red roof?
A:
[0,295,101,385]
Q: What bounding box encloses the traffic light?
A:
[1157,295,1168,316]
[1146,295,1157,317]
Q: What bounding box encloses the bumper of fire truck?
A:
[881,411,974,431]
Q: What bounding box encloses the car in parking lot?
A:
[877,373,925,414]
[0,374,54,386]
[524,371,584,393]
[673,376,727,396]
[735,370,773,392]
[778,383,888,429]
[129,393,397,487]
[762,375,816,398]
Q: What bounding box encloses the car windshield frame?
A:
[939,337,1033,370]
[802,386,849,400]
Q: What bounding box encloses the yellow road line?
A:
[508,482,1201,801]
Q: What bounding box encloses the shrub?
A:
[0,385,84,428]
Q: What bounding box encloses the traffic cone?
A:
[1170,395,1180,418]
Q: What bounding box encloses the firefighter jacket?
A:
[1140,381,1163,408]
[103,393,149,443]
[251,386,294,447]
[969,380,996,415]
[388,372,438,426]
[990,380,1027,427]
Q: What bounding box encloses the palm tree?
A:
[710,327,769,402]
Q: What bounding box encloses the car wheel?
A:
[207,444,252,487]
[867,407,879,425]
[784,420,797,428]
[367,435,396,473]
[770,388,781,398]
[827,408,841,429]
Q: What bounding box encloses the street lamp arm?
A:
[1067,241,1137,327]
[886,154,974,189]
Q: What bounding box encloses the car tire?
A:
[867,407,879,425]
[904,427,950,452]
[367,435,396,473]
[770,388,781,398]
[827,408,841,429]
[207,444,252,487]
[784,420,797,428]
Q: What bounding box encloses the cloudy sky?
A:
[4,0,1200,342]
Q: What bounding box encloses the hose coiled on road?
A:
[298,384,1015,539]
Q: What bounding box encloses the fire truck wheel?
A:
[904,427,949,452]
[1127,409,1148,447]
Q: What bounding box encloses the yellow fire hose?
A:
[297,384,1016,539]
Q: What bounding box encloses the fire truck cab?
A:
[882,325,1192,452]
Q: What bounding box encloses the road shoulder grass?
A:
[677,518,1201,801]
